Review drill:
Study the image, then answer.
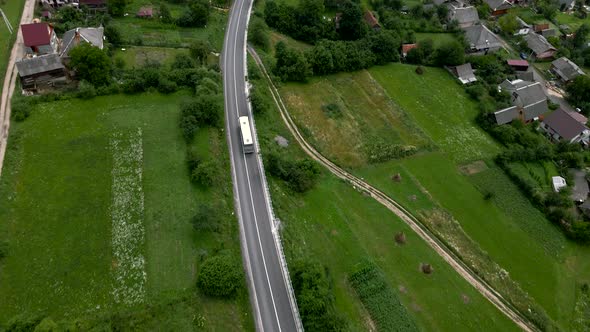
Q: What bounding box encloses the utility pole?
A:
[0,8,14,34]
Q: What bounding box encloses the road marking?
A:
[226,0,282,330]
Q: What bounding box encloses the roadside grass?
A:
[0,0,25,96]
[250,57,519,332]
[111,10,227,50]
[0,93,251,330]
[415,32,460,46]
[279,71,432,168]
[368,63,500,163]
[112,46,190,68]
[269,31,312,53]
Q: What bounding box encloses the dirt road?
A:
[248,45,538,332]
[0,0,36,177]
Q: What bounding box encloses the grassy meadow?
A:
[0,93,252,330]
[112,46,190,68]
[415,33,460,46]
[250,64,520,331]
[0,0,25,95]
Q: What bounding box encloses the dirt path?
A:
[0,0,36,177]
[247,45,538,332]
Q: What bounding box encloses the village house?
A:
[364,11,381,31]
[507,59,529,71]
[463,24,502,54]
[450,63,477,84]
[401,43,417,58]
[60,27,104,60]
[541,108,590,144]
[551,57,585,84]
[21,22,59,56]
[494,79,548,124]
[15,53,66,90]
[525,32,557,59]
[447,2,479,28]
[39,0,76,9]
[482,0,513,16]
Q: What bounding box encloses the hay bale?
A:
[394,232,406,245]
[392,173,402,182]
[420,263,433,274]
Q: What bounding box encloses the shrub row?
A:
[265,152,321,193]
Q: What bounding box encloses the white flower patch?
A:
[110,128,146,305]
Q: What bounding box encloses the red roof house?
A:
[21,22,58,55]
[507,59,529,71]
[402,44,417,57]
[364,11,381,31]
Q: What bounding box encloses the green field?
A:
[280,70,431,168]
[111,10,227,50]
[415,33,460,46]
[0,0,25,95]
[369,63,500,163]
[0,93,251,330]
[251,64,520,331]
[112,46,190,68]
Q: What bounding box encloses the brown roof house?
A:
[507,59,529,71]
[60,27,104,59]
[450,63,477,84]
[494,79,548,124]
[21,22,58,55]
[551,57,585,83]
[541,108,590,144]
[364,11,381,31]
[463,24,502,54]
[447,2,479,28]
[525,32,557,59]
[15,53,66,90]
[483,0,513,16]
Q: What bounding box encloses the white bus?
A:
[239,116,254,154]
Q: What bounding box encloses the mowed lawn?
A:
[280,71,431,168]
[113,46,190,68]
[0,93,250,329]
[369,63,500,163]
[0,0,25,95]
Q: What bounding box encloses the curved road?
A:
[221,0,300,331]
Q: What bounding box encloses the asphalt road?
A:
[221,0,299,330]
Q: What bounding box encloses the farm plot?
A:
[0,93,250,330]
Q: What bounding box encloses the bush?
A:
[180,95,223,128]
[180,115,198,142]
[191,161,217,186]
[77,80,96,99]
[197,255,242,298]
[266,153,321,192]
[69,43,112,87]
[6,314,44,332]
[11,98,34,122]
[249,86,268,114]
[321,103,342,118]
[191,203,221,232]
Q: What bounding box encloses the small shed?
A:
[570,169,589,203]
[451,63,477,84]
[552,176,567,192]
[507,59,529,71]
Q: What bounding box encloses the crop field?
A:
[280,71,432,168]
[369,63,500,163]
[111,10,227,50]
[0,0,25,95]
[0,93,251,330]
[250,64,519,332]
[113,46,190,68]
[506,161,559,192]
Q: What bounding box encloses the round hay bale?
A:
[394,232,407,245]
[392,173,402,182]
[415,66,424,75]
[420,263,433,274]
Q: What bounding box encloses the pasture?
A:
[0,0,25,95]
[0,93,251,330]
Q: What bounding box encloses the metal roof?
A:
[16,54,64,77]
[543,108,589,141]
[21,23,51,47]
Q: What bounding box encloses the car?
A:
[520,52,528,60]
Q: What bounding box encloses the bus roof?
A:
[239,116,253,145]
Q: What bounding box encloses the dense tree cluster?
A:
[566,75,590,113]
[550,24,590,70]
[68,44,112,87]
[291,260,347,331]
[197,255,243,298]
[177,0,211,27]
[266,152,321,192]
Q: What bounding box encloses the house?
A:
[15,53,66,90]
[552,176,567,192]
[551,57,585,83]
[364,11,381,31]
[463,24,502,54]
[525,32,557,59]
[507,59,529,71]
[483,0,513,16]
[137,6,153,18]
[567,110,587,124]
[450,63,477,84]
[559,0,576,11]
[79,0,107,13]
[447,3,479,28]
[60,27,104,59]
[494,79,548,124]
[516,69,535,81]
[21,22,59,56]
[541,108,590,144]
[570,169,589,202]
[401,43,417,58]
[533,23,550,33]
[39,0,76,9]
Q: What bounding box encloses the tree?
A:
[307,43,335,75]
[573,24,590,48]
[159,3,173,23]
[180,95,223,127]
[191,161,216,186]
[433,40,465,66]
[339,0,367,40]
[368,30,401,65]
[249,19,270,51]
[566,75,590,113]
[498,13,518,35]
[273,41,312,82]
[177,0,210,27]
[107,0,126,17]
[68,43,112,86]
[104,25,122,46]
[190,41,210,65]
[197,255,242,297]
[191,203,220,232]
